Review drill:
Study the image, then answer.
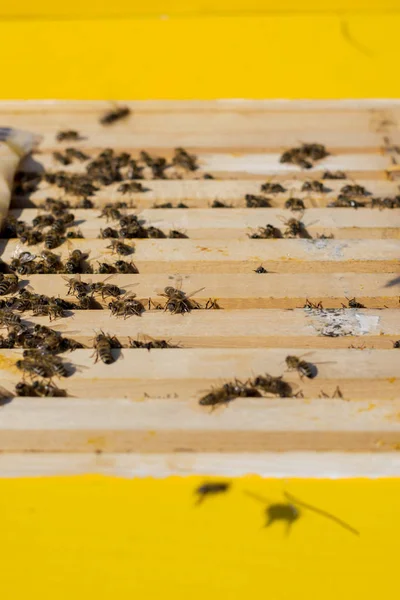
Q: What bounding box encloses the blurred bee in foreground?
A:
[194,481,231,505]
[100,106,131,125]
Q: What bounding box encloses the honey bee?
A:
[96,262,117,274]
[168,230,189,239]
[0,273,19,295]
[126,159,144,180]
[32,214,55,229]
[75,198,94,209]
[99,205,123,221]
[301,180,324,193]
[44,231,65,249]
[203,173,214,180]
[40,250,62,272]
[118,182,145,194]
[99,227,119,239]
[281,217,311,238]
[198,386,235,407]
[18,226,44,245]
[115,260,139,274]
[65,148,90,162]
[285,355,317,379]
[156,277,203,314]
[65,249,91,274]
[107,240,134,255]
[100,106,131,125]
[16,380,67,397]
[109,293,146,318]
[22,348,69,376]
[16,358,54,379]
[42,197,70,213]
[393,340,400,348]
[343,297,366,309]
[245,194,272,208]
[92,331,121,364]
[251,374,290,397]
[322,170,346,180]
[62,274,89,298]
[285,198,306,211]
[222,379,262,398]
[88,276,127,300]
[146,226,166,239]
[254,265,268,273]
[249,224,282,239]
[172,147,198,171]
[32,299,65,321]
[260,182,285,193]
[9,250,36,275]
[211,200,232,208]
[128,335,179,350]
[53,151,71,166]
[328,196,366,209]
[0,333,15,348]
[66,229,84,239]
[340,184,369,197]
[56,130,81,142]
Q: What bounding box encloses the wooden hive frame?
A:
[1,99,400,598]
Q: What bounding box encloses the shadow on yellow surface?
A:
[0,475,398,599]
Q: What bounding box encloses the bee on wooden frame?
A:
[154,276,204,314]
[100,106,131,125]
[107,240,135,256]
[109,293,146,318]
[128,334,181,351]
[92,331,122,364]
[56,130,81,142]
[285,354,318,379]
[279,216,312,239]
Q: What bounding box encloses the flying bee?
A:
[285,198,306,211]
[245,194,272,208]
[99,227,119,239]
[340,184,369,197]
[343,297,366,309]
[109,293,146,318]
[44,230,65,249]
[92,331,121,364]
[100,106,131,125]
[56,130,81,142]
[285,355,317,379]
[65,249,91,274]
[53,151,71,166]
[322,170,346,180]
[9,249,36,275]
[118,182,145,194]
[168,230,189,239]
[211,200,232,208]
[172,147,198,171]
[249,224,282,239]
[65,147,90,162]
[107,240,134,255]
[156,277,204,314]
[260,182,285,194]
[195,481,231,504]
[301,180,325,193]
[0,273,19,296]
[252,373,295,398]
[32,214,55,229]
[254,265,268,273]
[62,274,89,298]
[115,260,139,274]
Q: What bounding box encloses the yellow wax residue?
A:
[0,476,399,599]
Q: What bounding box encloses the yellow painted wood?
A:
[0,475,397,599]
[1,0,398,19]
[0,13,399,98]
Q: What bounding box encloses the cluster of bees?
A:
[99,203,188,239]
[280,142,329,169]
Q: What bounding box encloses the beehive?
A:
[1,100,400,598]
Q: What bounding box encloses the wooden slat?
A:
[24,309,400,349]
[0,398,399,453]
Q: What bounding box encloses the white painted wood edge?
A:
[0,452,399,478]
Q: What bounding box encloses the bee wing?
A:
[11,243,31,260]
[168,274,183,290]
[185,287,206,299]
[19,252,37,264]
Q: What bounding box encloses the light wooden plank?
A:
[0,398,399,453]
[2,452,400,478]
[24,309,400,349]
[2,240,400,274]
[14,179,400,208]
